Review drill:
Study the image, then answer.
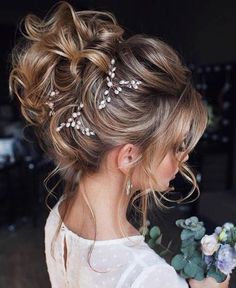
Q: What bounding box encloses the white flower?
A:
[223,222,234,231]
[201,234,220,256]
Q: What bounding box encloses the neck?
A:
[63,170,140,240]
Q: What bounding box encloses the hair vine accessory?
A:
[46,90,96,136]
[45,89,59,116]
[47,58,142,136]
[55,101,96,136]
[98,58,142,110]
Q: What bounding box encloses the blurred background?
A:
[0,0,235,287]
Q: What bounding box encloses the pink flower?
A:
[201,234,220,256]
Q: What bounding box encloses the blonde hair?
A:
[8,0,208,279]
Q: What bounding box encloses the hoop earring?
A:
[126,178,133,195]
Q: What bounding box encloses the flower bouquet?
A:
[140,217,236,283]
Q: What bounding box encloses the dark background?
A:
[0,1,235,287]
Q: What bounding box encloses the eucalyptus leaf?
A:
[181,238,195,248]
[184,261,198,278]
[171,254,187,271]
[149,226,161,239]
[181,229,195,241]
[181,245,196,257]
[148,238,156,249]
[194,227,206,240]
[192,250,202,259]
[191,254,203,265]
[185,216,199,225]
[207,266,227,283]
[194,268,205,281]
[180,269,189,279]
[155,234,163,245]
[176,219,184,227]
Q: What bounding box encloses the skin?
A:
[59,143,230,287]
[59,143,188,240]
[188,275,230,288]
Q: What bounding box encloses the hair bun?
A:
[9,1,125,129]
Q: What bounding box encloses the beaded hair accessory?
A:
[46,58,142,136]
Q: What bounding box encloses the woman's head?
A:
[9,0,208,252]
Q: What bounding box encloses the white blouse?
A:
[44,196,189,288]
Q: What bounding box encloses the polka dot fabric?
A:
[44,196,189,287]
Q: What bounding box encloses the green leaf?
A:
[192,250,202,259]
[181,245,196,257]
[207,266,227,283]
[149,226,161,239]
[155,234,162,245]
[181,238,195,248]
[180,269,189,279]
[147,238,156,249]
[171,254,187,271]
[194,268,205,281]
[184,261,198,278]
[191,254,203,265]
[194,227,206,240]
[181,229,195,241]
[185,216,199,225]
[176,219,184,227]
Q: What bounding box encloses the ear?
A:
[117,144,139,174]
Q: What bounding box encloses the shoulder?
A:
[44,197,62,235]
[131,262,189,288]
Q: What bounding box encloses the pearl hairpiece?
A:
[98,58,142,110]
[47,58,142,136]
[56,101,95,136]
[45,89,59,116]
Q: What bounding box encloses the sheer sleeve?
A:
[131,263,189,288]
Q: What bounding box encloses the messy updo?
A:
[9,0,208,276]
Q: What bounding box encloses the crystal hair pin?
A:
[56,101,95,136]
[98,58,142,110]
[47,58,142,136]
[45,89,59,116]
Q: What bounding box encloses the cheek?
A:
[155,154,178,180]
[132,153,178,191]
